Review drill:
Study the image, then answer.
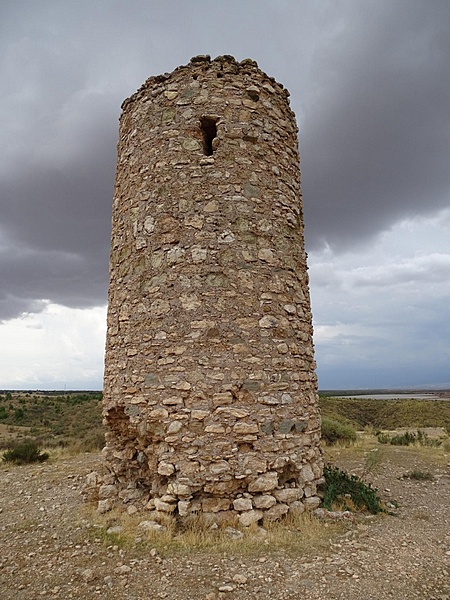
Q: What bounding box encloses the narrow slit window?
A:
[200,117,217,156]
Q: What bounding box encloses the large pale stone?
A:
[215,406,250,418]
[191,246,207,262]
[233,497,253,512]
[209,461,231,475]
[138,520,166,532]
[258,248,275,263]
[167,482,192,497]
[178,500,191,516]
[248,471,278,493]
[119,488,143,502]
[289,501,305,514]
[253,494,277,509]
[238,510,263,527]
[97,499,113,514]
[265,503,289,521]
[205,424,226,433]
[212,392,233,405]
[304,496,321,510]
[149,407,168,419]
[233,422,259,434]
[273,488,303,503]
[258,315,278,328]
[154,498,176,512]
[242,455,267,474]
[191,409,209,420]
[167,420,183,434]
[300,464,315,482]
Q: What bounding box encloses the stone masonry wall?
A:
[99,55,323,525]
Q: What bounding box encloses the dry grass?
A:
[413,511,433,521]
[85,506,345,558]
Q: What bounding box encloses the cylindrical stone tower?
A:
[100,55,322,523]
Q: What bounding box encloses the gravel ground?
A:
[1,447,449,600]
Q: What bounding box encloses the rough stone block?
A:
[238,510,263,527]
[253,494,277,509]
[264,503,289,521]
[272,488,303,503]
[233,497,253,512]
[248,471,279,493]
[201,497,231,513]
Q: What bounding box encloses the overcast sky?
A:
[1,0,449,390]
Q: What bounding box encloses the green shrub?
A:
[377,430,442,447]
[322,464,384,514]
[376,432,391,444]
[321,417,357,445]
[2,438,49,465]
[416,430,442,447]
[13,408,25,422]
[378,430,416,446]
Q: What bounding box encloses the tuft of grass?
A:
[413,511,432,521]
[321,464,384,514]
[401,469,434,481]
[361,448,384,479]
[2,438,49,465]
[321,416,357,445]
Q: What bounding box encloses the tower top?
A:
[122,54,291,111]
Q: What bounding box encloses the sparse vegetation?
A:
[2,438,49,465]
[320,396,450,431]
[1,390,449,596]
[0,391,104,452]
[361,447,384,479]
[377,430,442,447]
[321,416,357,445]
[321,464,384,514]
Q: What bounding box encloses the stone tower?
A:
[100,55,322,523]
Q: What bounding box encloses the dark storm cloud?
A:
[1,0,450,320]
[0,104,116,319]
[300,1,450,250]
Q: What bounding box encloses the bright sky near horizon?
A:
[1,0,449,390]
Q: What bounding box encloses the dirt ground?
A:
[1,441,449,600]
